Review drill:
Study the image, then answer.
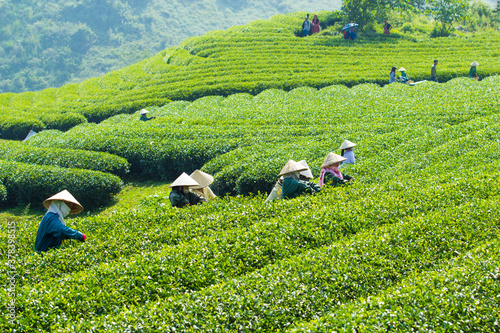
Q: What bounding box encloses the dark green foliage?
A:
[0,115,45,140]
[0,141,130,177]
[0,160,122,210]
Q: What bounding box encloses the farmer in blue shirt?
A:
[139,109,155,121]
[35,190,86,252]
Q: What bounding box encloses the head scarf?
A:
[46,201,71,225]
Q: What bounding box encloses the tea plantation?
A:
[1,75,499,331]
[1,11,500,139]
[1,9,500,333]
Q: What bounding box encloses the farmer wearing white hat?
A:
[139,109,156,121]
[468,61,479,80]
[319,152,353,188]
[398,67,409,83]
[190,170,217,202]
[339,140,356,165]
[169,172,206,208]
[35,190,86,252]
[279,160,320,200]
[265,159,320,202]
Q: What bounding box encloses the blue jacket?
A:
[34,213,84,252]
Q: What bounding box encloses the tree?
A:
[428,0,469,33]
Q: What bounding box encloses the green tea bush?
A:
[0,116,45,140]
[0,141,130,177]
[0,160,122,210]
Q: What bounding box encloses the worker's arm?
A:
[46,215,84,241]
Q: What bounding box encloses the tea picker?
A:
[35,190,87,252]
[319,152,354,188]
[139,109,156,121]
[190,169,217,202]
[169,172,206,208]
[279,160,320,200]
[339,140,356,165]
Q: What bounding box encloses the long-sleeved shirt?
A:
[34,213,84,252]
[342,150,356,164]
[281,177,320,199]
[169,188,206,208]
[430,65,437,79]
[468,66,477,78]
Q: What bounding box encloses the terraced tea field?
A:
[1,76,499,331]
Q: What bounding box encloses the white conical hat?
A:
[170,172,200,188]
[470,61,479,67]
[278,160,308,177]
[190,170,214,189]
[43,190,83,214]
[297,160,314,179]
[339,140,356,150]
[321,152,346,168]
[139,109,149,115]
[398,67,406,72]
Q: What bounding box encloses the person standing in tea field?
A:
[430,60,438,82]
[389,66,397,84]
[311,14,321,34]
[398,67,409,83]
[35,190,87,252]
[383,20,392,35]
[319,152,354,188]
[469,61,479,80]
[139,109,156,121]
[339,140,356,165]
[279,160,320,200]
[190,170,217,202]
[265,160,320,202]
[169,172,206,208]
[302,16,311,36]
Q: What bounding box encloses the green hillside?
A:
[2,77,500,331]
[1,8,500,140]
[0,0,338,93]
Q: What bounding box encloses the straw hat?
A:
[470,61,479,67]
[278,160,308,177]
[398,67,406,72]
[190,170,214,189]
[297,160,314,179]
[170,172,200,188]
[43,190,83,214]
[321,152,346,168]
[139,109,149,115]
[339,140,356,150]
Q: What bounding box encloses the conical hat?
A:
[139,109,149,115]
[190,170,214,189]
[297,160,314,179]
[278,160,308,177]
[470,61,479,67]
[43,190,83,214]
[321,152,346,168]
[170,172,200,188]
[398,67,406,72]
[339,140,356,150]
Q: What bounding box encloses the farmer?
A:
[398,67,409,83]
[140,109,156,121]
[348,27,357,40]
[169,172,206,208]
[265,160,320,202]
[389,66,397,83]
[311,14,321,34]
[339,140,356,165]
[280,160,320,200]
[34,190,86,252]
[190,169,217,202]
[430,60,438,82]
[319,152,354,188]
[383,20,392,35]
[302,16,311,36]
[468,61,479,80]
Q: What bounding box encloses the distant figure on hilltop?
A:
[430,60,438,82]
[312,14,321,34]
[384,20,392,35]
[469,61,479,80]
[302,16,311,36]
[389,66,397,83]
[140,109,156,121]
